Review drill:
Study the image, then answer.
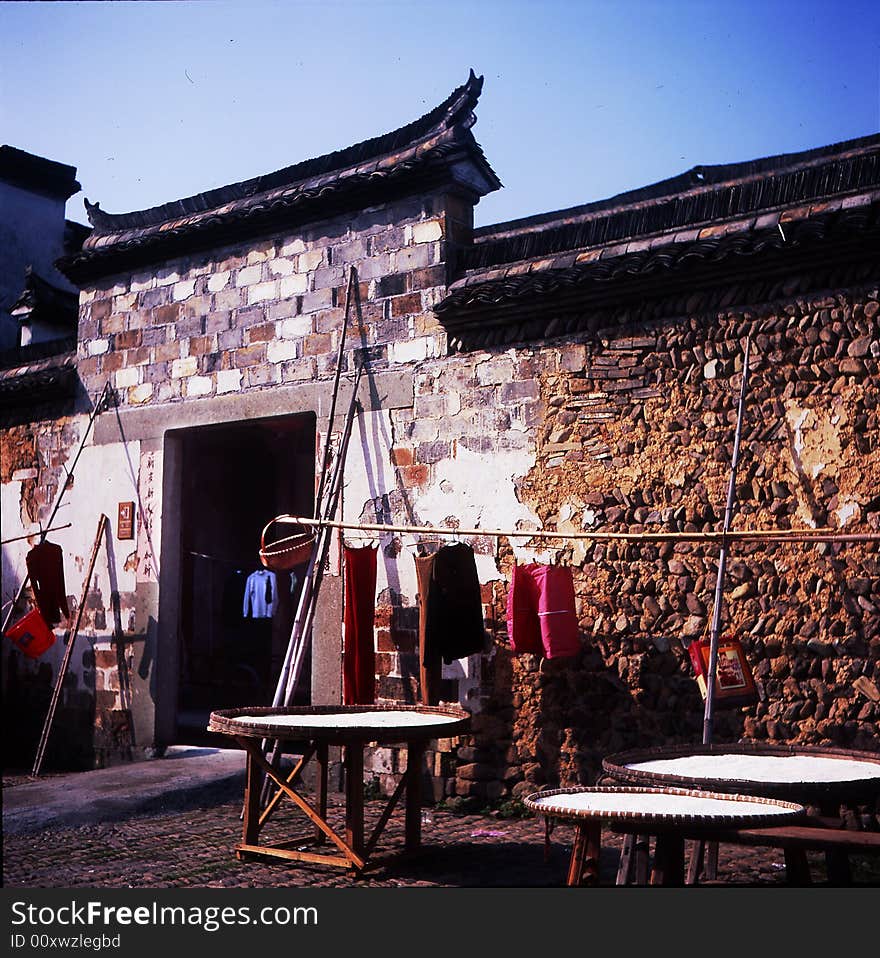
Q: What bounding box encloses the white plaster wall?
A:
[1,437,141,683]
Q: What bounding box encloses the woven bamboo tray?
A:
[207,703,471,743]
[524,785,805,829]
[602,742,880,805]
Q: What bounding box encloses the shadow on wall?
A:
[473,570,749,805]
[1,638,96,774]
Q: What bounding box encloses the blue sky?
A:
[2,0,879,229]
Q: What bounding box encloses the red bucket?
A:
[4,607,57,659]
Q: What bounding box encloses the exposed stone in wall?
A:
[0,416,80,527]
[454,283,880,801]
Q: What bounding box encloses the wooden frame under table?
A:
[208,704,470,874]
[601,743,880,885]
[525,786,804,887]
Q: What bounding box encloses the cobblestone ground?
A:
[4,776,878,888]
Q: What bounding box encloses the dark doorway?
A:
[173,413,315,744]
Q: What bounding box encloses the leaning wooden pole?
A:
[32,514,108,777]
[703,338,752,745]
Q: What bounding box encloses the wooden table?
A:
[601,743,880,884]
[524,786,804,886]
[208,704,470,873]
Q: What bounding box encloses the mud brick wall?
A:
[446,279,880,802]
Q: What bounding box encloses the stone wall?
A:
[441,280,880,803]
[6,180,877,795]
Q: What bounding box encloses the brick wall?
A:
[76,195,465,406]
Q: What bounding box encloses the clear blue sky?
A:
[2,0,879,230]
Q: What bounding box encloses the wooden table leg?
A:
[344,743,365,859]
[705,839,719,880]
[616,834,634,885]
[566,824,588,886]
[651,832,685,886]
[404,741,426,854]
[632,834,651,885]
[241,745,263,846]
[784,848,812,886]
[567,822,602,886]
[686,839,705,885]
[315,741,328,846]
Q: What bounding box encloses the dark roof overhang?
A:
[0,145,81,200]
[9,268,79,332]
[58,71,501,285]
[435,201,880,351]
[0,343,79,409]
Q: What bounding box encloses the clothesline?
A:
[275,515,880,545]
[1,523,72,546]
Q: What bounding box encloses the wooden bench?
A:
[705,818,880,885]
[612,816,880,886]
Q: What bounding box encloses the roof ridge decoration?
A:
[83,69,489,234]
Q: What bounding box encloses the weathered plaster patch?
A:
[835,497,860,527]
[785,401,842,481]
[411,444,540,573]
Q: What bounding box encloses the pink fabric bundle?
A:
[506,563,580,659]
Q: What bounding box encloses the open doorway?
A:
[173,412,316,744]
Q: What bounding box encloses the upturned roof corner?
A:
[59,71,500,284]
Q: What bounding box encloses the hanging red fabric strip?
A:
[342,544,378,705]
[415,552,442,705]
[507,563,580,659]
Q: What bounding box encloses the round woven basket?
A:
[258,516,315,571]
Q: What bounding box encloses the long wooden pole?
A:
[269,268,360,710]
[256,270,363,807]
[272,514,878,545]
[32,514,108,777]
[703,337,752,745]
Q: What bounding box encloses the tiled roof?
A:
[9,268,79,332]
[59,71,500,283]
[437,133,880,332]
[0,343,78,408]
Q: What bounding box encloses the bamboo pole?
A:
[32,514,108,777]
[272,514,879,545]
[703,337,751,746]
[1,523,72,546]
[269,267,361,711]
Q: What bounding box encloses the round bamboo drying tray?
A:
[207,703,471,743]
[524,785,805,830]
[602,742,880,806]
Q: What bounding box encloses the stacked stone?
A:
[451,284,879,802]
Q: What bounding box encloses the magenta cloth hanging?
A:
[25,541,70,626]
[506,563,580,659]
[343,543,378,705]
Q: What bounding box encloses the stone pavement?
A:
[3,749,879,888]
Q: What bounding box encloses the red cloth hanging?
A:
[415,552,442,705]
[25,541,70,626]
[343,544,378,705]
[506,563,580,659]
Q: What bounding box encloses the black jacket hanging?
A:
[25,541,69,626]
[423,542,486,665]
